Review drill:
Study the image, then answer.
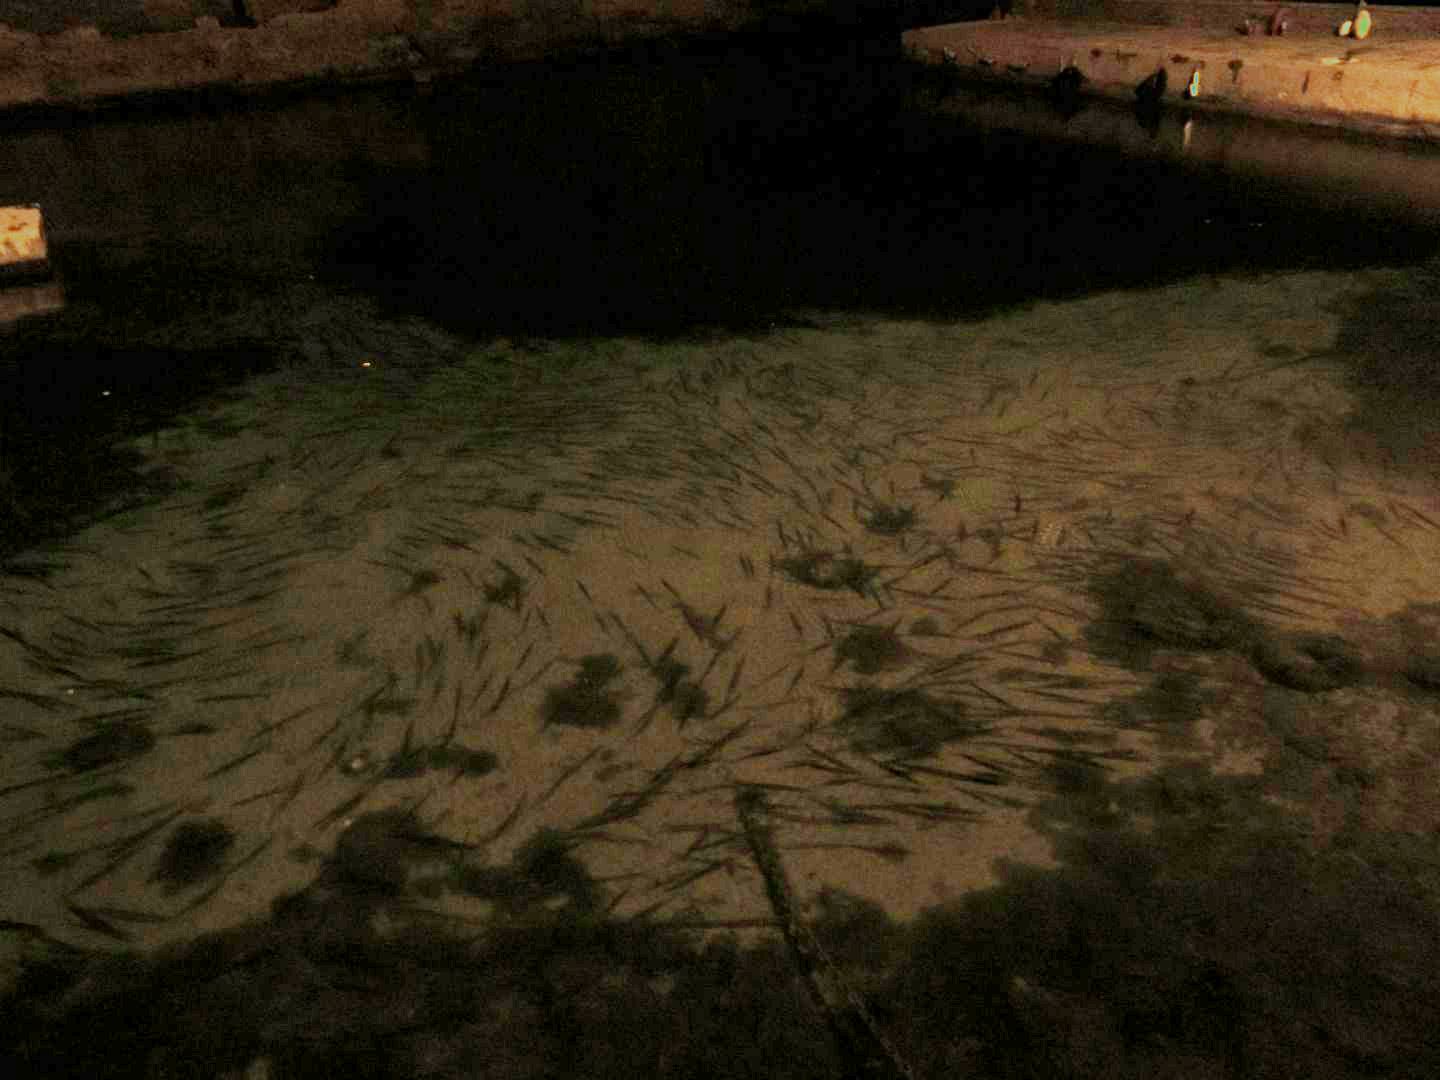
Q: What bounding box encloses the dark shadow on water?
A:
[318,32,1439,340]
[6,760,1440,1079]
[0,251,300,562]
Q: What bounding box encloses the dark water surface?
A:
[2,31,1437,558]
[4,30,1440,1080]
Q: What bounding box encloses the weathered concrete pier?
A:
[905,2,1440,138]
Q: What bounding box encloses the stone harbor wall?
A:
[0,2,329,37]
[1020,0,1440,32]
[0,0,918,112]
[905,2,1440,139]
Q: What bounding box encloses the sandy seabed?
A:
[3,264,1439,962]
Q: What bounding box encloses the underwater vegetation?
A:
[543,654,626,729]
[651,655,710,723]
[836,685,986,758]
[778,550,878,594]
[1087,557,1261,661]
[329,808,440,892]
[150,819,236,894]
[1086,556,1377,696]
[834,623,912,675]
[483,564,528,611]
[861,502,918,537]
[909,616,942,637]
[1102,670,1215,733]
[381,743,499,780]
[324,810,602,917]
[53,722,157,774]
[1249,631,1365,693]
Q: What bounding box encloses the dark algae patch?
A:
[652,655,709,723]
[543,653,624,729]
[509,828,604,916]
[1087,557,1261,662]
[861,502,918,536]
[483,565,527,611]
[383,744,498,780]
[53,721,157,773]
[1102,670,1216,732]
[834,623,911,675]
[330,809,441,893]
[151,819,236,894]
[400,568,442,597]
[1085,556,1373,695]
[1248,630,1365,693]
[836,685,985,758]
[778,550,877,594]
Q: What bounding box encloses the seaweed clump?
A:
[837,685,986,758]
[484,565,527,611]
[653,655,709,723]
[835,623,912,675]
[54,721,157,773]
[1087,557,1260,663]
[384,743,500,779]
[151,818,236,894]
[1249,632,1365,693]
[862,502,918,536]
[331,810,423,892]
[454,828,603,916]
[779,550,876,594]
[1102,670,1214,734]
[543,654,625,729]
